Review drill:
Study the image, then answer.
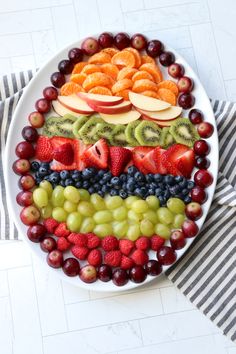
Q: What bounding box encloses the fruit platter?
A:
[5,32,218,291]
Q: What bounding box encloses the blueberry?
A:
[110,189,119,196]
[60,170,70,180]
[164,175,175,186]
[158,182,165,189]
[119,190,128,199]
[159,196,166,206]
[134,171,145,182]
[127,176,135,184]
[71,171,81,181]
[60,180,66,187]
[38,167,48,177]
[93,183,100,191]
[187,180,195,189]
[169,185,180,195]
[175,175,183,183]
[75,181,82,188]
[98,170,106,178]
[49,172,60,183]
[148,188,155,195]
[184,195,192,203]
[82,168,96,180]
[135,187,147,198]
[119,174,127,182]
[182,188,189,196]
[127,166,138,176]
[103,172,112,182]
[31,161,40,172]
[97,190,105,197]
[111,177,120,186]
[150,182,157,189]
[178,179,188,188]
[65,178,74,186]
[154,174,163,183]
[82,181,90,189]
[35,177,41,185]
[99,179,105,185]
[126,182,135,192]
[155,188,162,196]
[88,187,95,194]
[44,175,50,181]
[146,174,154,183]
[41,162,50,170]
[163,190,170,199]
[102,185,110,193]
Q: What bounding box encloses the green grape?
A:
[143,210,159,224]
[105,196,123,210]
[33,188,48,208]
[131,200,149,213]
[113,206,127,221]
[80,217,95,233]
[112,221,129,238]
[167,197,185,214]
[78,189,90,201]
[67,212,82,232]
[93,210,113,224]
[146,196,160,210]
[140,219,154,237]
[51,186,65,207]
[157,207,174,225]
[127,224,141,241]
[77,201,95,217]
[90,193,106,211]
[64,200,77,213]
[93,224,113,237]
[64,186,80,204]
[155,223,171,239]
[128,210,142,222]
[125,196,139,209]
[41,203,52,219]
[173,214,186,229]
[52,207,68,222]
[39,180,53,197]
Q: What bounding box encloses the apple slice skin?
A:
[52,100,90,118]
[137,106,182,121]
[129,91,171,112]
[58,94,94,114]
[77,92,123,106]
[142,115,174,127]
[100,110,141,124]
[87,100,132,114]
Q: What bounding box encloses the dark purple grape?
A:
[58,59,73,75]
[68,48,83,64]
[146,40,164,57]
[159,51,175,66]
[98,32,114,48]
[114,32,130,50]
[51,72,65,88]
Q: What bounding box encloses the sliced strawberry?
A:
[153,146,168,174]
[74,140,90,171]
[124,157,134,173]
[109,147,132,176]
[132,146,153,174]
[142,149,158,174]
[50,160,77,171]
[50,137,77,171]
[35,136,53,162]
[50,136,75,148]
[81,139,109,169]
[176,149,195,178]
[162,144,190,176]
[53,143,74,165]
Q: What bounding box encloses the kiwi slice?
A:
[72,116,88,138]
[125,120,141,146]
[160,127,175,148]
[169,118,199,147]
[96,122,114,143]
[111,124,127,146]
[134,120,162,146]
[43,115,77,138]
[79,115,103,144]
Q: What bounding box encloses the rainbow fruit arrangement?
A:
[13,32,214,287]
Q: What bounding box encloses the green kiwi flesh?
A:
[169,118,199,147]
[43,115,77,138]
[134,120,162,146]
[79,115,103,144]
[72,116,89,138]
[111,125,127,146]
[96,122,114,143]
[125,120,141,146]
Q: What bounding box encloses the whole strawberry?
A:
[102,235,119,252]
[35,136,53,162]
[110,147,132,176]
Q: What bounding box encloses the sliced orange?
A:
[115,89,130,100]
[101,63,119,80]
[101,47,119,57]
[82,72,113,91]
[158,88,177,105]
[124,47,141,68]
[111,79,133,94]
[60,82,85,96]
[88,86,112,95]
[139,63,163,83]
[132,71,154,82]
[132,79,158,93]
[141,55,156,65]
[111,51,136,68]
[70,73,87,85]
[72,62,87,74]
[157,80,179,96]
[81,64,102,75]
[140,90,160,99]
[88,52,111,64]
[117,67,137,80]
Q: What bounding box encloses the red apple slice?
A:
[138,106,182,121]
[100,109,141,124]
[52,100,89,118]
[129,91,170,111]
[77,92,123,106]
[142,115,174,127]
[58,94,94,114]
[87,100,132,114]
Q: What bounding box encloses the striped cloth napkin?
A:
[1,71,236,342]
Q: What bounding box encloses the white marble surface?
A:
[1,0,236,353]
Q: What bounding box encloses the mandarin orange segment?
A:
[141,55,156,65]
[132,79,158,93]
[139,63,162,83]
[60,82,85,96]
[101,47,119,57]
[117,67,137,80]
[88,86,112,95]
[111,79,133,94]
[101,63,119,80]
[111,51,136,68]
[124,47,141,68]
[115,89,130,100]
[70,73,87,85]
[88,52,111,64]
[82,72,113,91]
[132,70,154,82]
[140,90,160,99]
[81,64,102,75]
[157,88,177,105]
[157,80,179,96]
[72,62,87,74]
